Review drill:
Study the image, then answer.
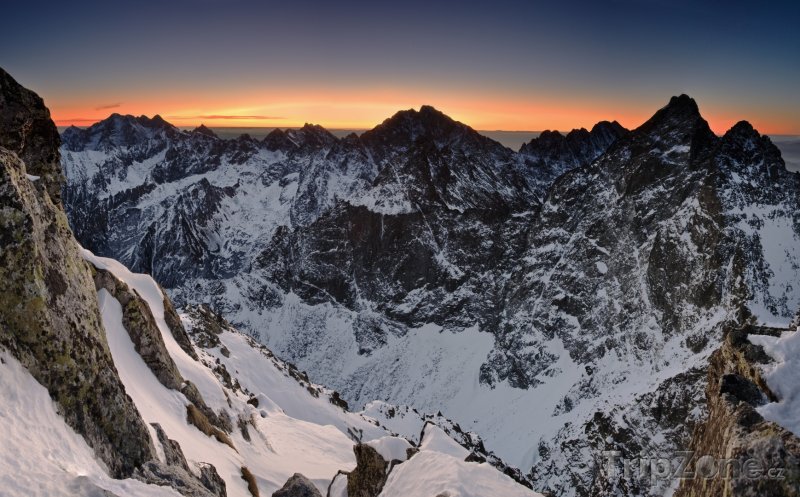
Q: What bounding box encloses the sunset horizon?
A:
[47,96,800,137]
[5,1,798,136]
[3,1,800,496]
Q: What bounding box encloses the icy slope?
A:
[379,425,539,497]
[749,325,800,436]
[85,250,373,496]
[80,249,538,496]
[0,351,178,497]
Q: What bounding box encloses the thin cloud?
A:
[54,118,102,124]
[168,114,285,120]
[95,103,121,110]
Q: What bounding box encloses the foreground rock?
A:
[0,66,156,478]
[272,473,321,497]
[675,321,800,497]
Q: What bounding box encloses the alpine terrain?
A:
[56,70,800,497]
[0,67,545,497]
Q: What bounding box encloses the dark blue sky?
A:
[2,0,798,132]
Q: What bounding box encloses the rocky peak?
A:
[361,104,500,154]
[519,120,628,182]
[0,67,63,201]
[590,120,627,141]
[263,128,292,151]
[636,94,716,151]
[288,123,338,149]
[141,114,174,130]
[191,124,217,138]
[62,112,179,151]
[715,119,792,193]
[265,123,338,152]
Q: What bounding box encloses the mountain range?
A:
[0,66,544,497]
[2,62,800,497]
[59,87,800,497]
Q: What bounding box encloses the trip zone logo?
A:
[601,450,786,487]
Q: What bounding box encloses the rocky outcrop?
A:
[273,473,322,497]
[91,265,230,436]
[0,68,64,202]
[0,66,157,477]
[93,267,184,390]
[519,120,628,184]
[674,322,800,497]
[134,423,227,497]
[346,444,392,497]
[162,287,199,360]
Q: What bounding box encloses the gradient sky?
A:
[2,0,799,134]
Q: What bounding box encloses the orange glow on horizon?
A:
[47,88,799,136]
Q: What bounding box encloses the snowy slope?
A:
[0,351,179,497]
[379,426,540,497]
[84,250,374,495]
[75,250,539,496]
[749,325,800,436]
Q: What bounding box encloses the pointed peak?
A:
[636,94,711,140]
[191,124,217,138]
[380,105,459,128]
[665,94,699,113]
[727,120,757,137]
[265,128,286,138]
[641,95,702,125]
[419,104,445,116]
[365,105,472,143]
[721,120,775,151]
[138,114,175,130]
[295,123,337,141]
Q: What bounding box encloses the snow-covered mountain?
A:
[3,54,800,496]
[0,66,543,497]
[58,91,800,496]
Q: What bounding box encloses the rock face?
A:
[519,120,627,186]
[346,444,391,497]
[93,267,184,390]
[674,322,800,497]
[0,68,64,202]
[134,424,226,497]
[60,92,800,497]
[272,473,322,497]
[0,67,157,478]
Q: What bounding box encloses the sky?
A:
[2,0,799,134]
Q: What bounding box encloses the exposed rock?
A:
[135,460,223,497]
[0,67,64,202]
[134,460,220,497]
[0,66,156,478]
[272,472,322,497]
[240,467,259,497]
[92,267,184,390]
[151,423,191,472]
[198,463,227,497]
[519,120,628,184]
[675,323,800,497]
[346,444,390,497]
[162,286,199,360]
